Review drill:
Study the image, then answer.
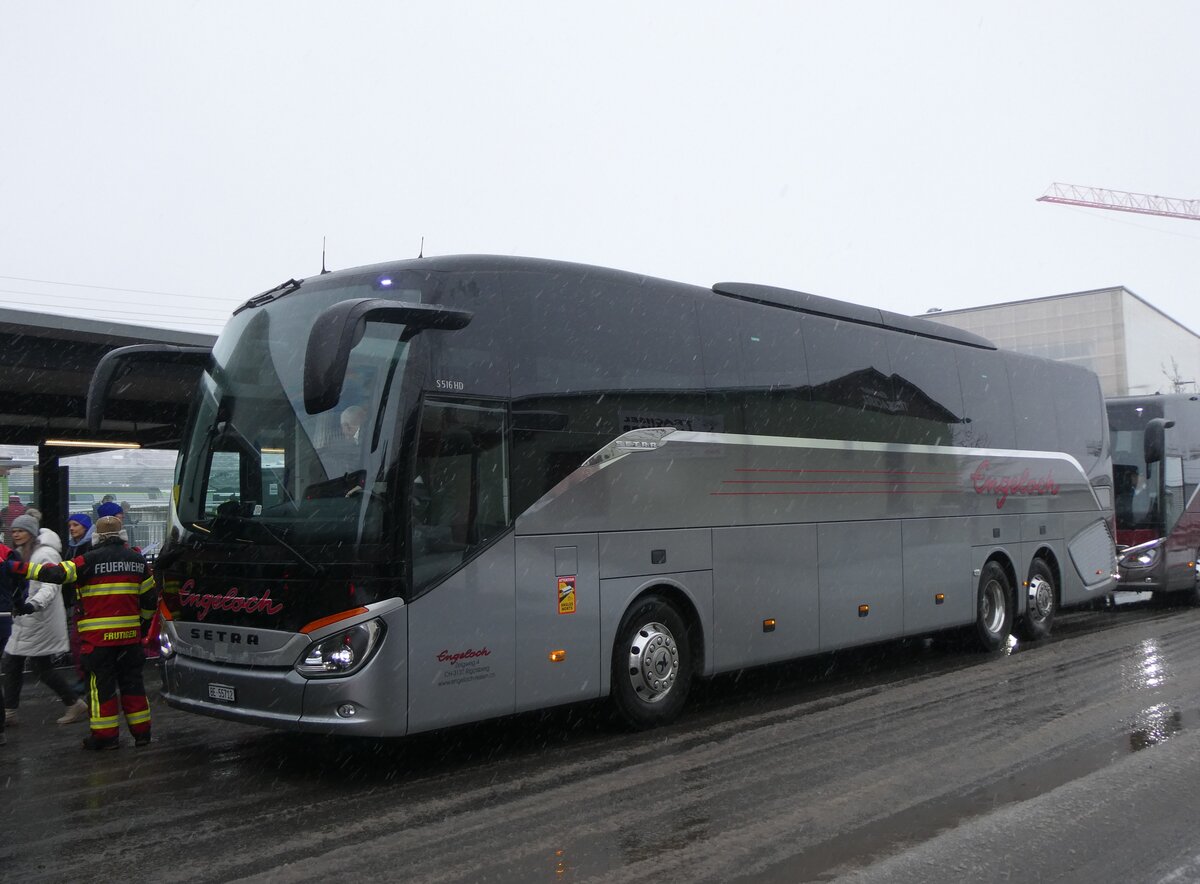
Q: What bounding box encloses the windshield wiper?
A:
[233,278,302,314]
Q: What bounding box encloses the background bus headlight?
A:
[1120,545,1160,568]
[296,620,384,677]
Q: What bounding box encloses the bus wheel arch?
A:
[972,555,1016,652]
[1015,551,1059,642]
[609,586,700,729]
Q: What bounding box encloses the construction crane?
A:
[1037,183,1200,221]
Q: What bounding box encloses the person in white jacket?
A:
[1,516,88,725]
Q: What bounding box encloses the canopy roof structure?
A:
[0,307,215,450]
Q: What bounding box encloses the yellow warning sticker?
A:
[557,576,576,615]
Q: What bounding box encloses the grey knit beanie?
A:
[10,514,39,537]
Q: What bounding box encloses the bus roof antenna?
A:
[320,237,329,274]
[418,236,424,259]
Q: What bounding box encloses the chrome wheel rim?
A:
[981,578,1007,636]
[1028,575,1054,623]
[627,621,679,704]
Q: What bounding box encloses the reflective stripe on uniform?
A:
[78,584,141,597]
[77,615,141,631]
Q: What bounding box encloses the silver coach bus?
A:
[99,256,1117,735]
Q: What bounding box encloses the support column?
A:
[35,446,68,537]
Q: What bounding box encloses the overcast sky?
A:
[3,2,1199,337]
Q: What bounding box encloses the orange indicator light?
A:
[935,593,945,605]
[549,649,567,663]
[762,618,776,632]
[858,604,870,617]
[300,606,369,634]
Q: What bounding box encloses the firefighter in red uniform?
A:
[15,515,155,750]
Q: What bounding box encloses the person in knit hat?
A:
[66,513,94,557]
[95,501,122,520]
[2,514,88,726]
[94,502,130,545]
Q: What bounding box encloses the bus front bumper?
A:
[161,646,409,737]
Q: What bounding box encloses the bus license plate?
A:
[207,683,237,703]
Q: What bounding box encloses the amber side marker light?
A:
[762,618,776,633]
[935,593,945,605]
[301,607,369,635]
[549,649,567,663]
[858,604,870,618]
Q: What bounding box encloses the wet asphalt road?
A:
[5,596,1200,883]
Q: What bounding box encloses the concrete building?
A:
[925,287,1200,398]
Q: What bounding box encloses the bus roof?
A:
[254,254,997,351]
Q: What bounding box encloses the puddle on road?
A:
[746,705,1200,883]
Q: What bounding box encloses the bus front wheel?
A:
[972,562,1014,652]
[1015,558,1056,641]
[610,594,693,729]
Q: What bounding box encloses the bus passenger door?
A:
[513,534,601,713]
[405,398,517,734]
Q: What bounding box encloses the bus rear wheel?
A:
[1015,558,1056,641]
[972,562,1014,652]
[610,594,693,729]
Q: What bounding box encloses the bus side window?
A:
[411,399,509,590]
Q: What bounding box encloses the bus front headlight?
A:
[296,620,384,677]
[1120,543,1161,569]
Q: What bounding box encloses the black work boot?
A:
[81,734,119,751]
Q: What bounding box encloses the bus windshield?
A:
[177,277,424,547]
[1109,400,1163,531]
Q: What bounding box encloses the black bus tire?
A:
[1015,557,1056,641]
[972,561,1014,652]
[610,594,693,730]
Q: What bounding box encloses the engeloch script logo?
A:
[971,459,1060,509]
[178,579,284,621]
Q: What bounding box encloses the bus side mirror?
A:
[1143,417,1176,465]
[303,298,473,415]
[88,343,212,432]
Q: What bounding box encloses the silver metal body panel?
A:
[818,520,905,651]
[513,534,601,714]
[711,524,820,670]
[1067,520,1120,597]
[406,533,517,735]
[901,518,973,634]
[520,432,1102,535]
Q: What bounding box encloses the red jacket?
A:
[24,538,154,648]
